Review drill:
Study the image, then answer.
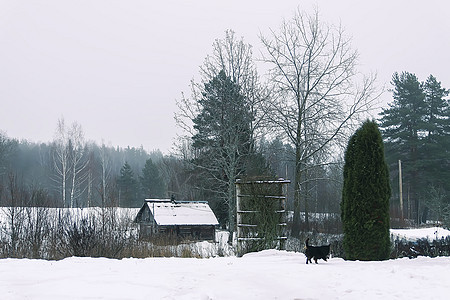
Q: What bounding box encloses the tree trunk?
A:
[227,178,235,244]
[291,133,303,237]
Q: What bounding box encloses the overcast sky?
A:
[1,0,449,153]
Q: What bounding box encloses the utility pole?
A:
[399,160,403,221]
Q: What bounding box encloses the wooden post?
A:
[236,182,242,256]
[399,160,403,221]
[280,181,288,251]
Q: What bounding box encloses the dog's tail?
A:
[305,238,310,247]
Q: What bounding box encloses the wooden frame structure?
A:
[236,178,290,256]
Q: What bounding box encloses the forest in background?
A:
[0,127,341,226]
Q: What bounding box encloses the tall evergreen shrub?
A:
[341,120,391,260]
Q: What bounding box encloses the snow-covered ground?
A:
[1,226,450,299]
[391,226,450,241]
[1,250,450,300]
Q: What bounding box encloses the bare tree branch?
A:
[260,8,381,234]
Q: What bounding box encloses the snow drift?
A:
[1,250,450,300]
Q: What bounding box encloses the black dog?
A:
[305,238,330,264]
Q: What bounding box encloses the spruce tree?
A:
[118,161,137,207]
[192,70,254,231]
[341,120,391,261]
[140,158,165,198]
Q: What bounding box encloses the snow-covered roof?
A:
[145,200,219,226]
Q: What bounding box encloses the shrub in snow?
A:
[65,218,98,257]
[341,120,391,260]
[0,207,233,259]
[391,236,450,258]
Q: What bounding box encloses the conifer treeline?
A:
[379,72,450,224]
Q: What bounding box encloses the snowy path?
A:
[1,250,449,300]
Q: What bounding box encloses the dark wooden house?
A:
[134,199,219,241]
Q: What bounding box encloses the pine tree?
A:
[118,161,137,207]
[422,75,450,186]
[379,72,426,155]
[379,72,426,221]
[140,158,165,198]
[341,120,391,261]
[379,72,450,223]
[423,75,450,138]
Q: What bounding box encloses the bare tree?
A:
[68,122,89,208]
[4,173,26,256]
[160,155,192,199]
[24,204,50,258]
[52,118,89,208]
[85,146,96,207]
[98,142,113,207]
[260,8,379,235]
[53,118,70,207]
[175,30,268,238]
[0,132,15,177]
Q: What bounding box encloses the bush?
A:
[0,207,230,259]
[341,120,391,260]
[391,236,450,258]
[65,218,98,257]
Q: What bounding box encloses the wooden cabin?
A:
[134,199,219,241]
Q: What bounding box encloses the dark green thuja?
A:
[341,120,391,260]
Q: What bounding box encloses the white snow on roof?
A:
[146,201,219,226]
[144,198,171,203]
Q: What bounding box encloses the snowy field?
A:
[1,227,450,299]
[391,226,450,241]
[1,250,450,300]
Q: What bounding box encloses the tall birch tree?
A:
[52,118,89,208]
[53,118,70,207]
[99,143,113,207]
[68,122,89,208]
